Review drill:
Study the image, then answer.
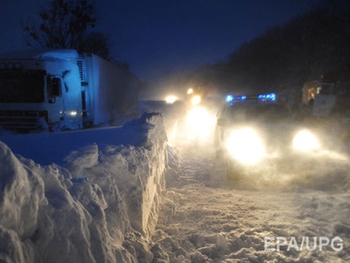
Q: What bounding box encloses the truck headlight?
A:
[293,130,320,152]
[225,128,265,165]
[69,111,78,116]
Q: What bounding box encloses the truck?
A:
[302,71,350,140]
[302,80,334,116]
[0,49,138,132]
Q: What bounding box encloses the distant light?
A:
[166,95,177,104]
[187,88,194,95]
[191,95,201,105]
[241,95,247,100]
[70,111,78,116]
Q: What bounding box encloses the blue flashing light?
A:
[226,94,248,104]
[227,92,276,104]
[258,92,276,101]
[226,95,234,103]
[266,93,276,100]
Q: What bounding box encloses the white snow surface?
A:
[153,143,350,263]
[0,112,168,263]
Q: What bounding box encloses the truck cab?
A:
[302,72,350,118]
[0,49,138,133]
[0,50,84,132]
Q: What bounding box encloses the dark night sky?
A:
[0,0,323,82]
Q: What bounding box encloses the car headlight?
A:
[293,130,320,152]
[191,95,201,105]
[225,128,265,165]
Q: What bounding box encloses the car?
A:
[215,93,322,182]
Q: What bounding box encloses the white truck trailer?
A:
[0,49,138,132]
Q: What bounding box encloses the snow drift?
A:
[0,112,168,263]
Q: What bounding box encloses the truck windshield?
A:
[0,70,45,103]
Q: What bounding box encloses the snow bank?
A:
[0,112,168,263]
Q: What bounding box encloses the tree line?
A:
[22,0,121,65]
[193,1,350,95]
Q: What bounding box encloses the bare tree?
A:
[77,32,111,60]
[23,0,110,59]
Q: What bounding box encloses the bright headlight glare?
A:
[226,128,265,165]
[173,106,216,144]
[165,95,177,104]
[293,130,320,152]
[191,95,201,105]
[187,88,193,95]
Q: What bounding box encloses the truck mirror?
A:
[47,76,61,103]
[51,78,61,97]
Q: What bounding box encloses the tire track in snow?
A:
[153,143,350,262]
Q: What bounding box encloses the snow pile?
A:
[0,112,168,263]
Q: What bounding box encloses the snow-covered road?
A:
[152,109,350,262]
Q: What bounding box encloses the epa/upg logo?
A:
[264,236,344,252]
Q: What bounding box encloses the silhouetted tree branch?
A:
[22,0,111,60]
